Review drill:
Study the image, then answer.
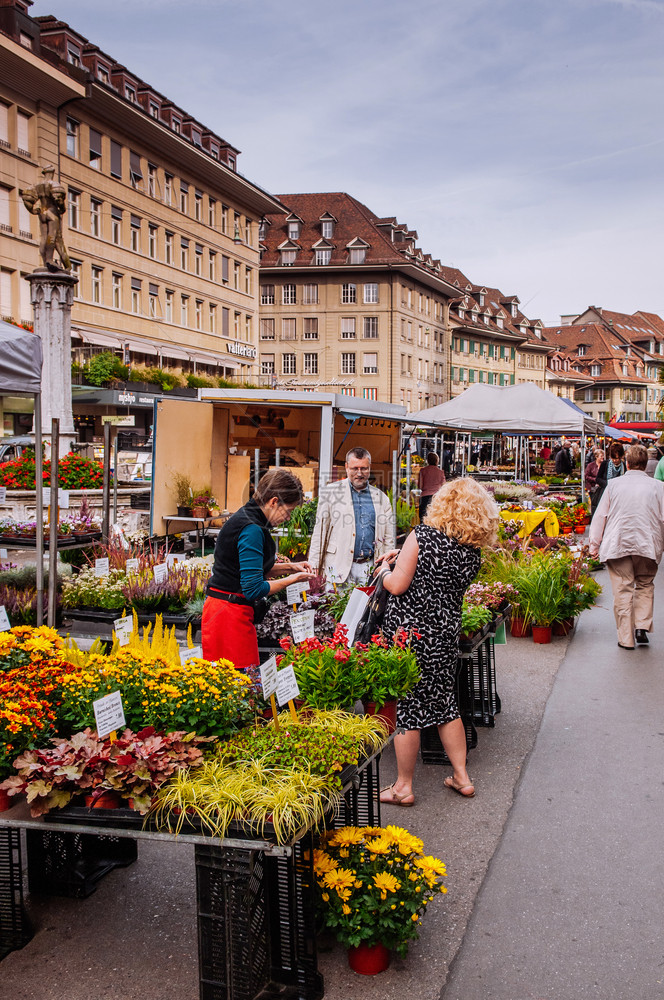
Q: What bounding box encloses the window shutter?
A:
[110,140,122,178]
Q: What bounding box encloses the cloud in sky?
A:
[31,0,664,324]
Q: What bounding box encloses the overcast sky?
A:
[32,0,664,325]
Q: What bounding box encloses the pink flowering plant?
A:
[278,626,366,709]
[355,628,420,706]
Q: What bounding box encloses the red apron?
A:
[201,594,258,669]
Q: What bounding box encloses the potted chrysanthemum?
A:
[314,824,447,974]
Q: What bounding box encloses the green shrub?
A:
[186,374,215,388]
[86,352,129,386]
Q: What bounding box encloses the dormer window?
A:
[172,117,181,133]
[622,363,628,375]
[497,317,504,329]
[483,313,489,325]
[288,221,301,239]
[511,303,518,318]
[478,290,486,306]
[67,43,81,66]
[315,248,331,265]
[578,345,585,356]
[458,308,465,320]
[625,346,631,356]
[349,247,366,264]
[591,364,601,376]
[322,220,334,238]
[125,85,137,103]
[280,249,296,265]
[650,341,655,353]
[149,102,160,118]
[97,65,110,84]
[191,128,202,147]
[227,154,236,171]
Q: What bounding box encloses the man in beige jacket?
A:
[308,447,396,588]
[589,444,664,649]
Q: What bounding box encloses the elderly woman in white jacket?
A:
[589,444,664,649]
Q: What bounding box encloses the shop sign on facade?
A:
[274,377,356,389]
[226,342,256,359]
[101,415,136,426]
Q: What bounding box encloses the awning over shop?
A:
[0,320,42,392]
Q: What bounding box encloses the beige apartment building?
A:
[0,1,283,434]
[258,193,459,409]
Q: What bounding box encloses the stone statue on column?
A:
[21,165,77,457]
[20,165,71,272]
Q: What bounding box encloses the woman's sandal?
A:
[379,783,415,807]
[444,776,475,798]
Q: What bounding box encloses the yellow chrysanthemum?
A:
[313,850,337,875]
[365,836,391,855]
[328,827,364,847]
[322,867,355,894]
[373,872,400,894]
[342,903,351,915]
[414,855,447,877]
[385,825,424,855]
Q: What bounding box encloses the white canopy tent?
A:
[0,320,45,622]
[407,383,600,498]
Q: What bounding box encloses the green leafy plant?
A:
[85,351,129,386]
[460,602,492,636]
[314,825,447,957]
[278,627,366,710]
[170,471,193,508]
[355,628,420,706]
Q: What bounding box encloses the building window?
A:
[341,318,356,339]
[363,282,378,303]
[165,231,173,264]
[195,299,203,329]
[261,284,275,305]
[590,364,601,376]
[111,206,122,245]
[245,314,252,340]
[349,248,366,265]
[363,387,378,400]
[195,191,203,221]
[287,221,301,239]
[260,318,275,340]
[67,189,80,230]
[321,220,334,238]
[363,353,378,374]
[130,216,141,252]
[195,244,203,276]
[282,353,297,375]
[112,273,122,309]
[221,255,229,285]
[282,283,296,305]
[578,345,585,356]
[302,283,318,305]
[65,118,78,158]
[67,42,81,65]
[261,355,275,376]
[125,84,136,103]
[208,198,216,228]
[97,64,110,83]
[281,318,296,341]
[181,295,189,327]
[221,205,228,234]
[149,286,158,317]
[363,317,378,339]
[148,225,157,259]
[180,181,189,214]
[341,353,356,375]
[69,260,81,298]
[315,248,331,265]
[180,238,189,270]
[89,128,102,169]
[172,116,181,133]
[149,102,160,119]
[280,249,296,265]
[304,318,318,340]
[91,266,102,304]
[245,267,252,294]
[342,283,356,304]
[110,140,122,179]
[131,278,141,314]
[165,290,173,323]
[209,303,216,333]
[90,198,101,238]
[304,353,318,375]
[147,163,157,197]
[209,251,216,281]
[164,174,173,206]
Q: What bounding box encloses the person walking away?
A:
[202,470,315,667]
[645,447,659,477]
[308,447,395,588]
[589,445,664,649]
[375,479,499,803]
[586,448,604,517]
[417,452,445,521]
[554,443,572,475]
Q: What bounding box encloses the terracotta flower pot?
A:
[191,506,208,518]
[509,616,531,638]
[348,941,391,975]
[363,699,397,734]
[561,525,573,534]
[574,525,585,534]
[532,624,552,644]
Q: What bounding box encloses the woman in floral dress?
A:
[376,478,498,803]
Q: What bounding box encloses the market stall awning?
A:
[0,320,42,393]
[407,384,601,434]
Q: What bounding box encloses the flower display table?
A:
[0,747,384,1000]
[499,508,559,537]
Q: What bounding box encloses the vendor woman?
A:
[202,469,315,668]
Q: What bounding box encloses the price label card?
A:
[153,563,169,584]
[260,655,278,699]
[43,487,51,505]
[58,489,70,509]
[290,610,316,644]
[183,646,202,664]
[276,664,300,707]
[286,580,309,606]
[0,549,7,560]
[94,557,110,578]
[0,605,11,631]
[114,615,133,647]
[93,690,126,739]
[165,553,182,568]
[0,487,6,503]
[125,558,139,575]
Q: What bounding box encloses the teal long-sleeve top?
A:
[237,523,271,601]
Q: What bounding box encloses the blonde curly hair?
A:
[424,478,499,547]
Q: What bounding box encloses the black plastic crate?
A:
[195,836,323,1000]
[26,829,138,899]
[0,828,32,959]
[468,635,501,726]
[129,491,151,510]
[329,755,381,830]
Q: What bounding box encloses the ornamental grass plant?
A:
[314,825,447,957]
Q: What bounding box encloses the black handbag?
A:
[353,575,390,645]
[252,598,269,625]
